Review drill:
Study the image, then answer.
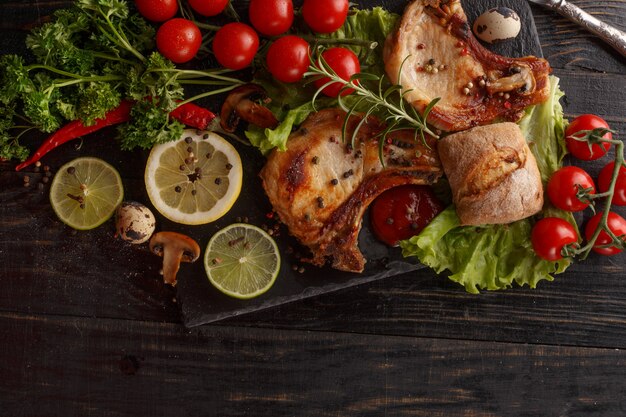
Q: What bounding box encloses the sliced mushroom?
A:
[220,84,279,133]
[486,64,536,96]
[149,231,201,286]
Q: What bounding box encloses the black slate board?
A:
[177,0,545,327]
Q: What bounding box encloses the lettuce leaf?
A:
[400,76,575,293]
[400,206,571,294]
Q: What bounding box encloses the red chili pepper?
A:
[169,102,217,130]
[15,100,134,171]
[15,100,216,171]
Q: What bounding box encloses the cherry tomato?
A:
[212,23,259,70]
[266,36,309,83]
[547,166,595,212]
[156,18,202,64]
[188,0,229,16]
[370,185,444,247]
[313,47,360,97]
[598,161,626,206]
[135,0,178,22]
[585,211,626,256]
[302,0,349,33]
[565,114,612,161]
[249,0,293,36]
[531,217,578,261]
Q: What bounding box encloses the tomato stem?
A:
[567,135,625,259]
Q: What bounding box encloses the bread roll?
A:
[438,122,543,225]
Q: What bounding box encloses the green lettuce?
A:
[245,7,399,154]
[400,76,575,293]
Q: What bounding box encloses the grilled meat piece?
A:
[384,0,551,132]
[260,109,442,273]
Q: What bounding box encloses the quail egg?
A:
[115,201,156,244]
[473,7,521,44]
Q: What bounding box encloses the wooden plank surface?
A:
[1,0,626,416]
[1,312,626,417]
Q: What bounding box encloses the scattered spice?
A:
[228,236,245,247]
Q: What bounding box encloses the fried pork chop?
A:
[260,109,442,273]
[384,0,551,132]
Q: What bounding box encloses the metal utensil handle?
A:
[543,0,626,58]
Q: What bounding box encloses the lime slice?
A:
[204,223,281,299]
[145,130,243,225]
[50,157,124,230]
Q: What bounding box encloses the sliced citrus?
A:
[204,223,281,299]
[50,157,124,230]
[144,130,242,225]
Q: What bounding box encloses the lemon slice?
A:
[50,157,124,230]
[204,223,281,299]
[144,130,243,225]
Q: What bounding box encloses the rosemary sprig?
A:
[563,127,626,259]
[304,51,439,165]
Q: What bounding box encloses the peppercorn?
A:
[311,156,319,165]
[330,178,339,186]
[214,178,222,185]
[185,136,193,144]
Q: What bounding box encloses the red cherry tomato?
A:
[135,0,178,22]
[249,0,293,36]
[302,0,349,33]
[598,161,626,206]
[313,47,360,97]
[212,23,259,70]
[585,211,626,256]
[188,0,229,16]
[565,114,612,161]
[531,217,578,261]
[370,185,444,247]
[266,36,309,83]
[547,166,596,212]
[156,18,202,64]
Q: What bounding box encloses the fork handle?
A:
[541,0,626,58]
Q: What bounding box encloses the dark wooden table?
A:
[1,1,625,415]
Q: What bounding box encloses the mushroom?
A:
[149,231,201,286]
[220,84,279,133]
[486,64,536,96]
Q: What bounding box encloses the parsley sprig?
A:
[0,0,242,161]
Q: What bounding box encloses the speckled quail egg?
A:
[473,7,521,44]
[115,201,156,244]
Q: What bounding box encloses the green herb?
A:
[0,0,242,161]
[306,51,439,164]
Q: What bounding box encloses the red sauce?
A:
[370,185,444,247]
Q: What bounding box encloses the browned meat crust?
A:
[384,0,552,132]
[260,109,442,273]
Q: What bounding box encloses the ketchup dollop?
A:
[370,185,444,247]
